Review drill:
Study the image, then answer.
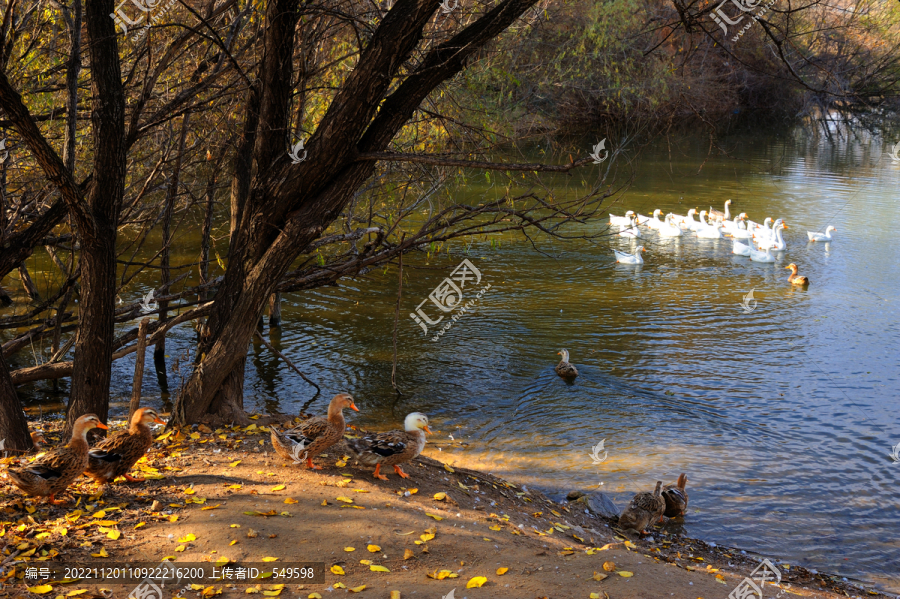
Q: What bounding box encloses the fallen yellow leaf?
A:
[284,498,298,504]
[307,594,322,599]
[489,525,502,531]
[201,504,221,511]
[466,576,487,588]
[330,565,345,576]
[403,549,415,560]
[592,572,608,581]
[262,557,278,562]
[390,592,400,599]
[66,591,88,597]
[178,533,197,543]
[344,547,356,552]
[496,567,508,575]
[425,513,443,521]
[367,544,381,552]
[91,548,109,558]
[349,586,366,593]
[590,594,601,599]
[336,497,353,503]
[602,561,616,572]
[229,460,242,467]
[262,591,282,597]
[27,585,53,594]
[271,485,286,492]
[106,530,121,540]
[618,571,634,578]
[433,492,447,501]
[444,464,455,473]
[370,565,390,572]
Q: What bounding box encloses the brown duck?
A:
[618,481,666,534]
[662,473,689,517]
[84,407,166,484]
[555,349,578,379]
[7,414,108,504]
[785,263,810,286]
[347,412,431,480]
[271,393,359,470]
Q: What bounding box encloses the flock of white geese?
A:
[610,200,836,284]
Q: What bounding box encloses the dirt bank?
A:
[0,419,889,599]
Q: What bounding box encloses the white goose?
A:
[658,214,684,237]
[807,226,836,242]
[732,239,752,256]
[757,222,787,251]
[618,216,642,238]
[677,208,701,231]
[695,211,723,239]
[730,214,754,239]
[751,217,775,240]
[613,246,645,264]
[610,210,636,227]
[709,200,732,223]
[641,209,665,230]
[749,246,776,263]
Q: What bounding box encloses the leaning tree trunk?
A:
[0,351,33,453]
[171,0,541,427]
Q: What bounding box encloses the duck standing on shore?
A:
[85,407,166,484]
[662,473,689,517]
[556,349,579,379]
[271,393,359,470]
[348,412,431,480]
[7,414,107,504]
[618,481,666,534]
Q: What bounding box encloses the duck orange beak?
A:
[154,417,166,424]
[423,426,432,434]
[784,266,791,270]
[782,224,789,229]
[96,422,109,430]
[350,402,360,412]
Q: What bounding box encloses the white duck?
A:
[695,211,723,238]
[751,217,775,240]
[749,246,776,263]
[732,239,752,256]
[757,222,787,251]
[610,210,636,227]
[807,226,836,242]
[658,214,684,237]
[613,246,645,264]
[618,216,642,238]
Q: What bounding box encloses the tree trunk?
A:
[18,264,40,301]
[155,112,190,393]
[129,318,150,420]
[0,352,33,454]
[268,292,281,327]
[65,0,126,431]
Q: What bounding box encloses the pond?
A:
[7,127,900,593]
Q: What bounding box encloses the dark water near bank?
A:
[5,129,900,593]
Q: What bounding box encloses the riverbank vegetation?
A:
[0,0,898,445]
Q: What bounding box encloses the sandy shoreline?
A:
[0,419,893,599]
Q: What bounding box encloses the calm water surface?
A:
[7,129,900,592]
